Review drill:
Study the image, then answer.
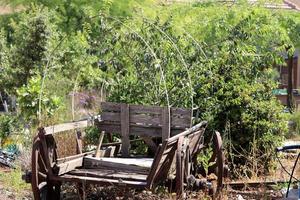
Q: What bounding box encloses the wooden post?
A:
[95,131,105,158]
[176,136,184,198]
[121,104,130,157]
[75,130,83,154]
[286,47,294,112]
[162,106,171,141]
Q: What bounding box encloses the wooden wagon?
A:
[23,102,225,199]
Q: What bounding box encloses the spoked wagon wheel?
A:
[207,131,225,196]
[31,133,60,200]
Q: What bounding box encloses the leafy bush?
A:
[0,114,19,147]
[17,75,62,120]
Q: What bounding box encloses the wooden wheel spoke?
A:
[38,172,47,182]
[38,151,48,173]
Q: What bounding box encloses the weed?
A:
[0,167,31,197]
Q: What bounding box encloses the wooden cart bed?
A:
[25,102,221,200]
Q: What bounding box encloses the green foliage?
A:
[0,166,30,196]
[0,5,60,94]
[197,147,213,175]
[0,114,19,147]
[84,126,101,146]
[17,75,62,120]
[0,1,299,175]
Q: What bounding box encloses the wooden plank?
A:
[146,144,165,188]
[97,123,121,133]
[170,107,192,117]
[98,121,187,133]
[55,157,83,175]
[44,120,89,135]
[83,156,151,173]
[56,151,94,165]
[95,131,105,158]
[121,104,130,157]
[162,107,171,141]
[53,175,147,188]
[171,116,192,128]
[130,104,162,114]
[101,102,121,112]
[188,130,205,156]
[101,112,120,122]
[147,140,177,188]
[98,123,184,138]
[168,121,207,143]
[68,168,147,181]
[84,156,153,168]
[130,114,161,126]
[176,136,184,197]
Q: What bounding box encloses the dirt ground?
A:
[0,142,298,199]
[0,149,299,200]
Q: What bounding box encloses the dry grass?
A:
[53,130,78,158]
[0,5,23,15]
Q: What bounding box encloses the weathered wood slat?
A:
[102,102,191,116]
[83,156,151,173]
[146,137,178,189]
[68,168,147,181]
[168,121,207,143]
[84,156,153,168]
[121,104,130,157]
[101,102,121,112]
[44,120,89,135]
[176,136,184,197]
[171,108,191,118]
[98,122,187,131]
[101,112,120,122]
[130,104,162,114]
[56,151,94,165]
[98,124,162,137]
[53,175,147,188]
[101,112,190,127]
[55,157,83,175]
[95,131,105,158]
[162,107,171,141]
[171,116,192,127]
[130,114,161,125]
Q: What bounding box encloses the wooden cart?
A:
[23,102,225,200]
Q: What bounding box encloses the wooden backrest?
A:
[97,102,192,157]
[146,121,207,188]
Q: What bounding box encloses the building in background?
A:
[275,50,300,109]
